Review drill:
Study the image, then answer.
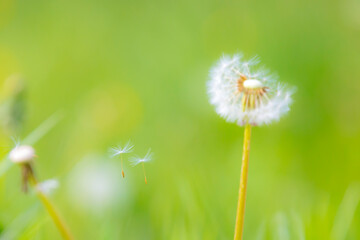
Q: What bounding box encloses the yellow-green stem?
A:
[234,124,252,240]
[28,171,73,240]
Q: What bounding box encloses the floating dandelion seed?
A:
[130,149,152,184]
[207,53,293,126]
[110,141,134,178]
[110,141,134,156]
[207,53,294,240]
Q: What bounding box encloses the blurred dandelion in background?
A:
[9,145,35,192]
[8,145,73,239]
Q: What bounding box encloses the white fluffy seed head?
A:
[9,145,35,164]
[207,53,294,126]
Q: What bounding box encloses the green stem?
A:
[234,124,252,240]
[28,171,73,240]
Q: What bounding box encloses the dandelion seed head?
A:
[110,141,134,157]
[130,149,153,166]
[9,145,35,164]
[207,53,294,126]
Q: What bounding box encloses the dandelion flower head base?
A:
[239,79,268,112]
[208,53,293,126]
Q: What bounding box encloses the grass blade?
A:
[331,184,360,240]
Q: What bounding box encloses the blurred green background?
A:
[1,0,360,239]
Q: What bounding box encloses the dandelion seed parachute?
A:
[130,149,153,166]
[110,141,134,178]
[110,141,134,157]
[130,149,153,184]
[207,53,294,126]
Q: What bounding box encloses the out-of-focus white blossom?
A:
[67,155,131,214]
[207,53,294,126]
[37,179,59,195]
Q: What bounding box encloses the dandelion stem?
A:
[121,155,125,178]
[27,171,73,240]
[234,124,252,240]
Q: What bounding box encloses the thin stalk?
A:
[121,155,125,178]
[234,124,252,240]
[27,170,73,240]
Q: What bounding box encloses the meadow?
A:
[1,0,360,239]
